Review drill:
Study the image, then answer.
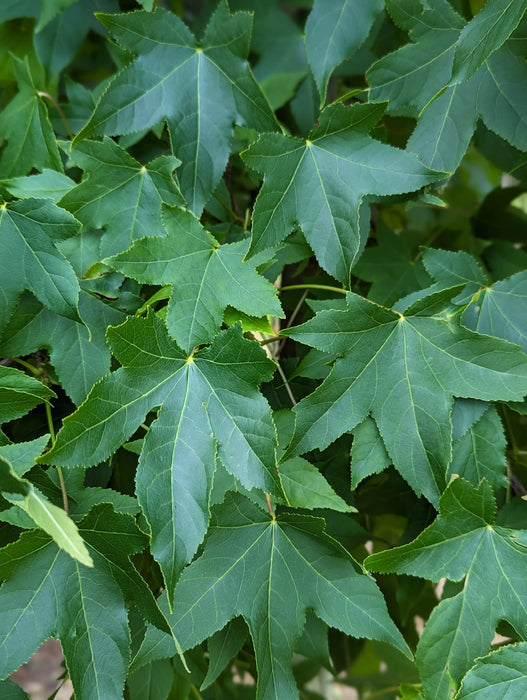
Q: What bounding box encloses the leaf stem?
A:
[190,684,204,700]
[259,335,281,346]
[212,192,245,225]
[265,492,275,518]
[277,289,307,356]
[279,283,347,295]
[8,357,43,375]
[276,362,297,406]
[37,91,74,140]
[45,402,69,516]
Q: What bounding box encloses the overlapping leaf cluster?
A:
[1,1,527,699]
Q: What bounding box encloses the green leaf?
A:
[202,617,248,690]
[35,0,77,32]
[108,205,283,351]
[41,315,281,599]
[58,137,185,257]
[283,288,527,505]
[0,170,76,202]
[463,271,527,352]
[0,198,82,329]
[0,455,93,566]
[367,0,464,115]
[353,225,432,307]
[365,479,527,698]
[61,467,139,520]
[279,456,354,512]
[0,56,62,177]
[0,290,125,405]
[449,399,507,491]
[0,435,49,476]
[76,3,277,213]
[243,103,446,285]
[248,1,309,112]
[0,505,157,699]
[127,658,176,700]
[369,2,527,172]
[0,679,30,700]
[457,642,527,699]
[350,416,391,489]
[450,0,527,85]
[0,366,55,425]
[0,1,40,23]
[305,0,384,104]
[137,493,411,699]
[34,0,120,77]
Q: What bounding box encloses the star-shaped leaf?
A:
[76,2,277,214]
[365,479,527,699]
[135,492,411,699]
[368,1,527,172]
[40,314,282,599]
[0,56,62,177]
[0,290,124,405]
[0,198,81,330]
[283,288,527,505]
[58,137,185,257]
[0,504,166,700]
[242,103,447,284]
[107,205,283,352]
[399,248,527,353]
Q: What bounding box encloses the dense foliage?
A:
[1,1,527,698]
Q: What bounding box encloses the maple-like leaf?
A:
[399,248,527,353]
[242,103,446,284]
[132,492,411,699]
[41,314,282,598]
[365,479,527,699]
[0,504,166,700]
[305,0,384,105]
[0,198,81,330]
[75,2,277,213]
[0,290,124,405]
[368,0,527,172]
[58,138,185,257]
[0,56,62,177]
[457,642,527,699]
[282,288,527,504]
[107,205,283,351]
